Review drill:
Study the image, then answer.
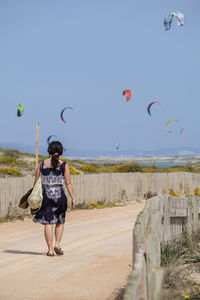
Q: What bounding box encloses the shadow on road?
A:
[3,249,45,256]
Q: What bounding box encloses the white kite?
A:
[164,11,184,30]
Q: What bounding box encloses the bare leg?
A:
[44,224,54,254]
[55,223,64,248]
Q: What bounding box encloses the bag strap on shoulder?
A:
[40,161,44,171]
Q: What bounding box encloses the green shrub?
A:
[113,163,142,173]
[167,167,180,172]
[147,164,159,170]
[69,166,80,175]
[0,156,28,168]
[195,187,200,196]
[169,188,181,197]
[0,215,25,223]
[60,157,69,163]
[90,201,97,208]
[3,149,20,158]
[0,156,15,165]
[100,167,114,173]
[73,200,118,210]
[161,240,183,267]
[0,168,23,176]
[71,159,86,164]
[74,203,90,210]
[79,165,99,173]
[90,163,101,169]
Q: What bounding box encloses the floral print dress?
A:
[33,161,68,224]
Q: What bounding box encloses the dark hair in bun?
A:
[47,141,63,169]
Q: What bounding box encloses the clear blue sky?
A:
[0,0,200,152]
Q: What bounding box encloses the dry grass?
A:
[162,265,199,299]
[0,215,25,224]
[73,200,120,210]
[161,232,200,299]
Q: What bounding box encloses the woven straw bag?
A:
[28,177,43,209]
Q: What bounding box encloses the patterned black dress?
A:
[33,161,68,225]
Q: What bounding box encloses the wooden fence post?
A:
[36,122,39,169]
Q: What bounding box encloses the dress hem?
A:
[33,219,65,225]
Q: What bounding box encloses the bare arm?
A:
[33,164,41,187]
[64,164,75,209]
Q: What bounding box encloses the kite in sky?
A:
[122,89,132,102]
[147,101,160,116]
[115,142,120,150]
[164,11,184,30]
[17,104,24,117]
[47,135,57,144]
[166,119,178,133]
[180,128,188,137]
[60,107,73,123]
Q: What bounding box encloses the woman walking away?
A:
[33,141,75,256]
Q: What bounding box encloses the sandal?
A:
[54,247,64,255]
[47,252,55,257]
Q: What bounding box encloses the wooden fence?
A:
[124,195,200,300]
[1,172,200,218]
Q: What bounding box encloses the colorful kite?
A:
[180,128,188,137]
[60,107,73,123]
[47,135,57,144]
[122,89,132,102]
[17,104,24,117]
[147,101,160,116]
[164,11,184,30]
[166,119,178,133]
[115,142,120,150]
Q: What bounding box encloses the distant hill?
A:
[0,142,200,158]
[1,145,200,177]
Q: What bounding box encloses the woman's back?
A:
[40,160,66,186]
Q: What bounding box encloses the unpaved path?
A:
[0,204,144,300]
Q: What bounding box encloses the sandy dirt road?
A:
[0,204,144,300]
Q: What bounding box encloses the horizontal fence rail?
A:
[1,172,200,218]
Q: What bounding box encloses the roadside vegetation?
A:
[68,160,200,174]
[1,147,200,177]
[0,215,25,223]
[161,232,200,299]
[0,148,35,177]
[74,200,119,210]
